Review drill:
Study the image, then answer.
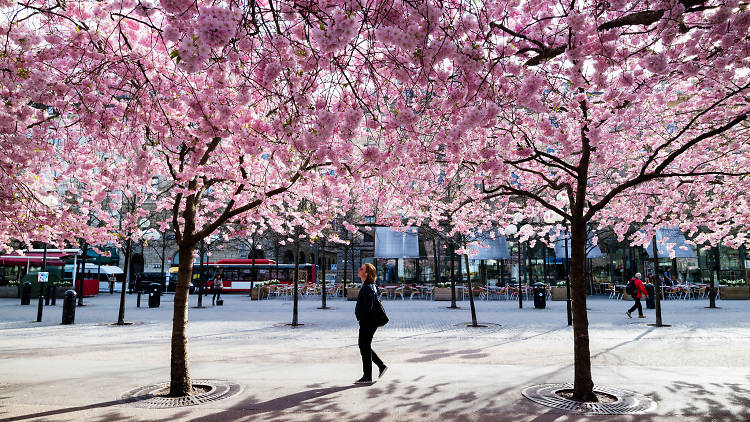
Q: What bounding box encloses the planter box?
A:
[250,285,269,300]
[346,288,360,301]
[0,285,18,298]
[721,286,750,300]
[433,287,457,301]
[550,287,568,301]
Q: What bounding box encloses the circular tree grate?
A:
[454,322,501,329]
[120,379,243,409]
[522,383,657,415]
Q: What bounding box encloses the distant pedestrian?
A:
[354,263,387,384]
[212,272,223,306]
[626,272,648,318]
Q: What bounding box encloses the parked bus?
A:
[170,259,317,292]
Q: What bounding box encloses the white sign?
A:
[38,272,49,283]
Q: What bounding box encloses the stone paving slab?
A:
[0,294,748,421]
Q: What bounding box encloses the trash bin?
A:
[20,281,31,305]
[62,290,76,324]
[533,282,547,309]
[148,283,161,308]
[645,284,655,309]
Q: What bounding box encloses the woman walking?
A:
[212,272,223,306]
[354,263,388,384]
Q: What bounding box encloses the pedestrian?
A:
[212,272,223,306]
[626,272,648,318]
[354,263,388,384]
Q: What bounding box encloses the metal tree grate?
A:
[522,383,657,415]
[120,379,243,409]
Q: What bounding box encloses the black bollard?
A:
[62,290,76,324]
[36,282,45,322]
[137,290,142,307]
[20,281,31,305]
[50,285,57,306]
[45,284,51,306]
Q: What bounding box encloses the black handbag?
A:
[374,297,389,327]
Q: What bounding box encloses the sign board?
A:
[331,264,337,271]
[37,272,49,283]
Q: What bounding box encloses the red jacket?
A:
[631,278,648,299]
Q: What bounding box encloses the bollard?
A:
[50,285,57,306]
[62,290,77,324]
[44,284,52,306]
[36,282,45,322]
[20,281,31,305]
[137,290,142,307]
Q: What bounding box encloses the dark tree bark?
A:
[320,239,328,309]
[291,240,300,326]
[116,238,132,325]
[653,239,664,326]
[449,242,458,308]
[170,242,195,396]
[708,246,719,307]
[464,253,478,327]
[570,219,596,402]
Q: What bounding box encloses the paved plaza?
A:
[0,292,748,421]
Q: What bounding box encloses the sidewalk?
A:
[1,293,748,421]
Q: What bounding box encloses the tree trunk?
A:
[570,220,596,402]
[653,238,664,326]
[117,238,132,325]
[321,239,327,309]
[465,254,478,326]
[78,241,87,306]
[197,242,204,308]
[170,243,195,396]
[292,241,300,326]
[708,246,718,307]
[250,238,256,298]
[449,242,457,308]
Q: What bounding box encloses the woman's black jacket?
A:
[355,284,377,323]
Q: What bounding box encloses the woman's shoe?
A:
[354,377,374,384]
[378,366,388,379]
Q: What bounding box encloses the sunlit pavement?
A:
[1,293,748,421]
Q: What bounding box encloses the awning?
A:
[645,228,696,258]
[374,227,419,258]
[466,231,510,260]
[0,252,74,266]
[84,247,120,265]
[64,264,124,274]
[553,233,604,259]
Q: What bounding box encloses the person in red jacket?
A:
[626,272,648,318]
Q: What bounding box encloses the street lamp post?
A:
[36,244,48,322]
[564,229,572,326]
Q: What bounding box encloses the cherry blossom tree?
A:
[352,0,750,402]
[1,0,379,396]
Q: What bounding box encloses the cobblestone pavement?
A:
[0,293,749,421]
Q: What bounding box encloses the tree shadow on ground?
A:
[405,327,569,363]
[0,398,191,422]
[659,378,750,421]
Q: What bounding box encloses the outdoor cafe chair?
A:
[394,285,406,300]
[406,286,419,300]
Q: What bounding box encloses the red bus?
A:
[195,259,318,292]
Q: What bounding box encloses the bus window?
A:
[239,268,252,280]
[256,269,268,281]
[277,269,291,282]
